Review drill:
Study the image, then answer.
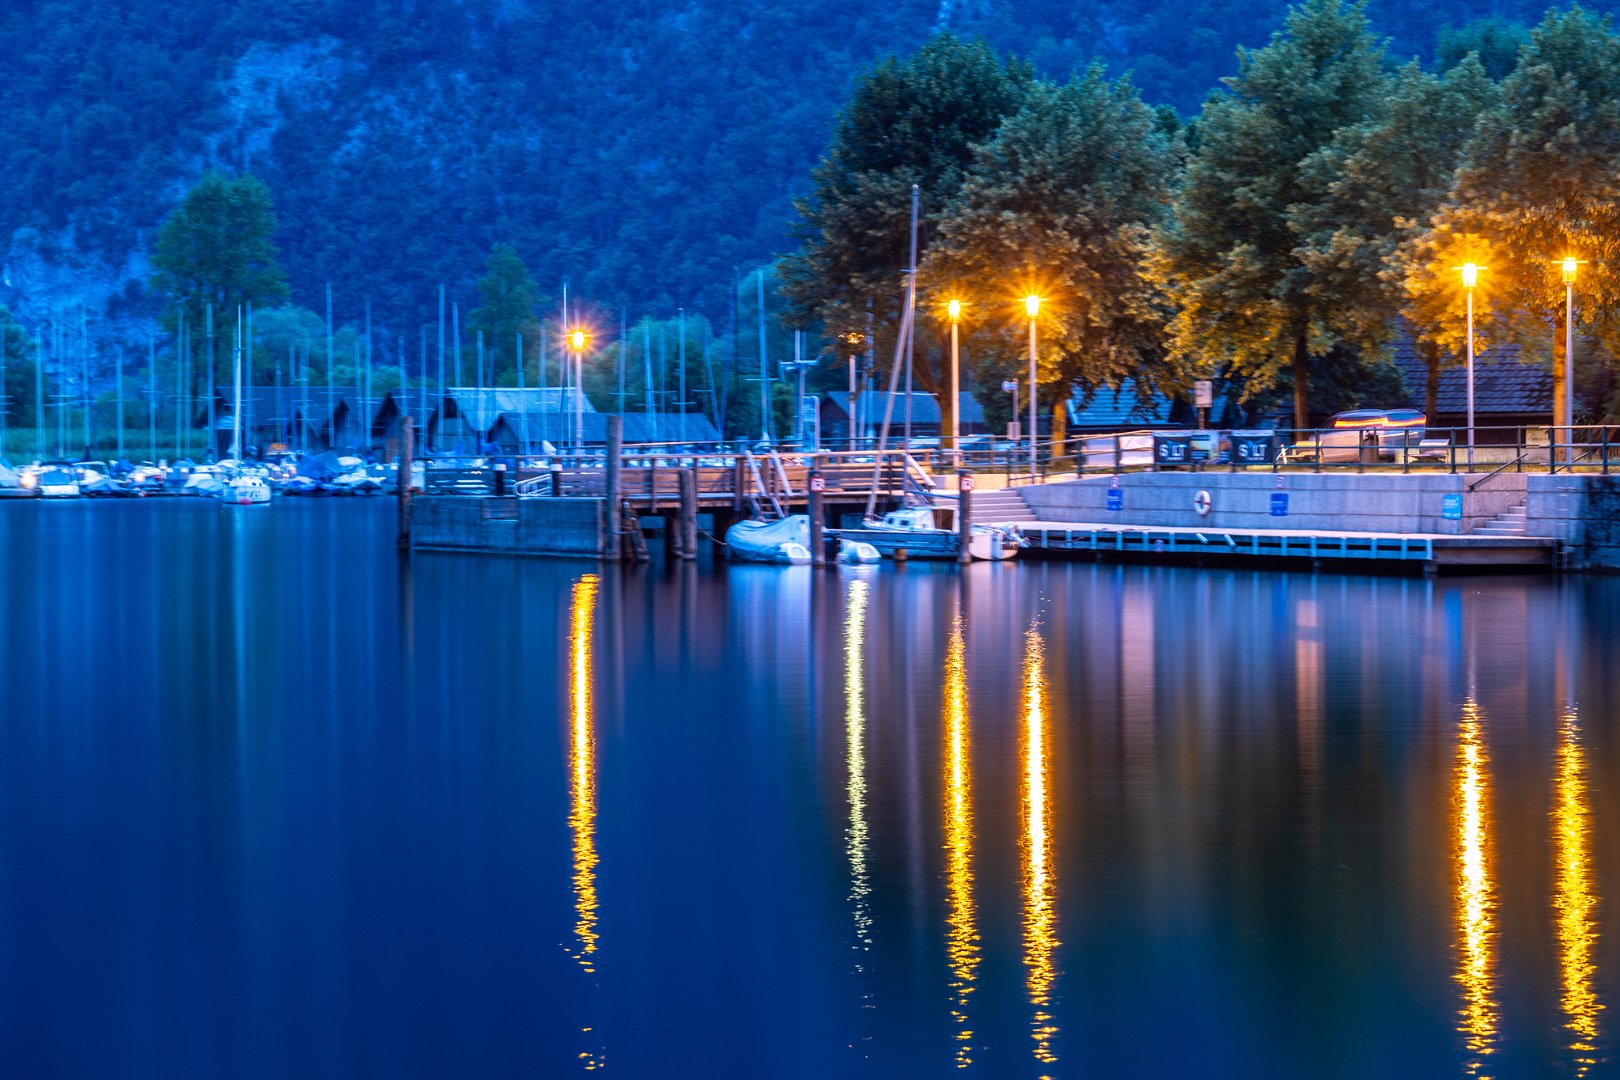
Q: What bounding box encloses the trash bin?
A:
[1359,429,1380,465]
[1153,433,1193,468]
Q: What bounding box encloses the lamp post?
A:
[1459,263,1480,469]
[1024,295,1040,474]
[570,329,588,458]
[841,332,865,450]
[1561,257,1583,464]
[947,299,962,464]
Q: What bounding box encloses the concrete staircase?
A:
[1472,501,1528,537]
[967,487,1034,522]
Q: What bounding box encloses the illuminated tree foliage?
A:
[1299,56,1498,416]
[1153,0,1391,427]
[924,71,1182,439]
[1416,6,1620,427]
[779,33,1031,440]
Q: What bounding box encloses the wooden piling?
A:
[397,417,414,552]
[808,459,826,566]
[678,469,698,560]
[604,415,623,561]
[957,471,973,565]
[623,503,650,562]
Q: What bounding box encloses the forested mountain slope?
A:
[0,0,1584,332]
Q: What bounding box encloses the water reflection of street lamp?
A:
[1024,295,1041,474]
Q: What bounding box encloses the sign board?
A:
[809,475,826,493]
[1442,493,1462,520]
[1001,380,1018,393]
[1270,491,1289,517]
[1230,432,1277,465]
[1106,488,1124,512]
[1154,434,1192,465]
[959,474,975,492]
[1194,380,1214,409]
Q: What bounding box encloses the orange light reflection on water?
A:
[1555,705,1602,1076]
[1454,697,1496,1077]
[943,613,979,1066]
[567,574,603,1071]
[1021,626,1058,1074]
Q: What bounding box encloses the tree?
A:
[469,243,544,386]
[1153,0,1391,428]
[1419,6,1620,428]
[1297,56,1498,416]
[924,71,1182,441]
[0,306,44,431]
[148,171,289,394]
[779,32,1032,443]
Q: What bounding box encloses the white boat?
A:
[226,476,272,505]
[838,538,882,564]
[36,465,81,499]
[726,515,812,565]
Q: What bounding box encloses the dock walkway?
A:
[1013,519,1558,571]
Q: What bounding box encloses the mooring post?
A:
[605,415,623,561]
[397,417,414,552]
[957,470,973,565]
[550,462,563,496]
[808,456,826,566]
[678,468,698,560]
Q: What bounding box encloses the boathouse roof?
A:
[1389,340,1551,418]
[439,387,594,432]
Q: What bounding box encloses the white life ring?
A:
[1193,489,1212,516]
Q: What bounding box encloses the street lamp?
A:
[1024,295,1041,474]
[569,329,588,456]
[841,331,865,450]
[1559,257,1585,463]
[946,299,962,462]
[1458,264,1481,468]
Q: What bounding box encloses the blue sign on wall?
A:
[1106,488,1124,512]
[1270,492,1289,517]
[1442,493,1462,520]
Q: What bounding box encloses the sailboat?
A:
[224,310,271,506]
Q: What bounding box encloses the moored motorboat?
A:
[226,476,272,505]
[831,506,1025,561]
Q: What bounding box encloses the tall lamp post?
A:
[1459,263,1481,468]
[569,329,588,458]
[1023,295,1041,475]
[841,332,865,450]
[946,299,962,464]
[1560,257,1584,464]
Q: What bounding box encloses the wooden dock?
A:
[1013,520,1558,571]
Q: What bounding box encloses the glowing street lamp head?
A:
[1563,257,1579,285]
[1460,263,1479,290]
[1024,295,1042,319]
[947,298,962,323]
[570,329,588,352]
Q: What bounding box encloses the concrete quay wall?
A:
[1018,473,1524,535]
[410,496,604,557]
[1524,475,1620,570]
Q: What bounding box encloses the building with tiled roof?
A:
[1389,339,1551,440]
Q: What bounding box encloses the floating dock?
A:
[1014,520,1558,571]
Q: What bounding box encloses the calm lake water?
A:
[2,500,1618,1078]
